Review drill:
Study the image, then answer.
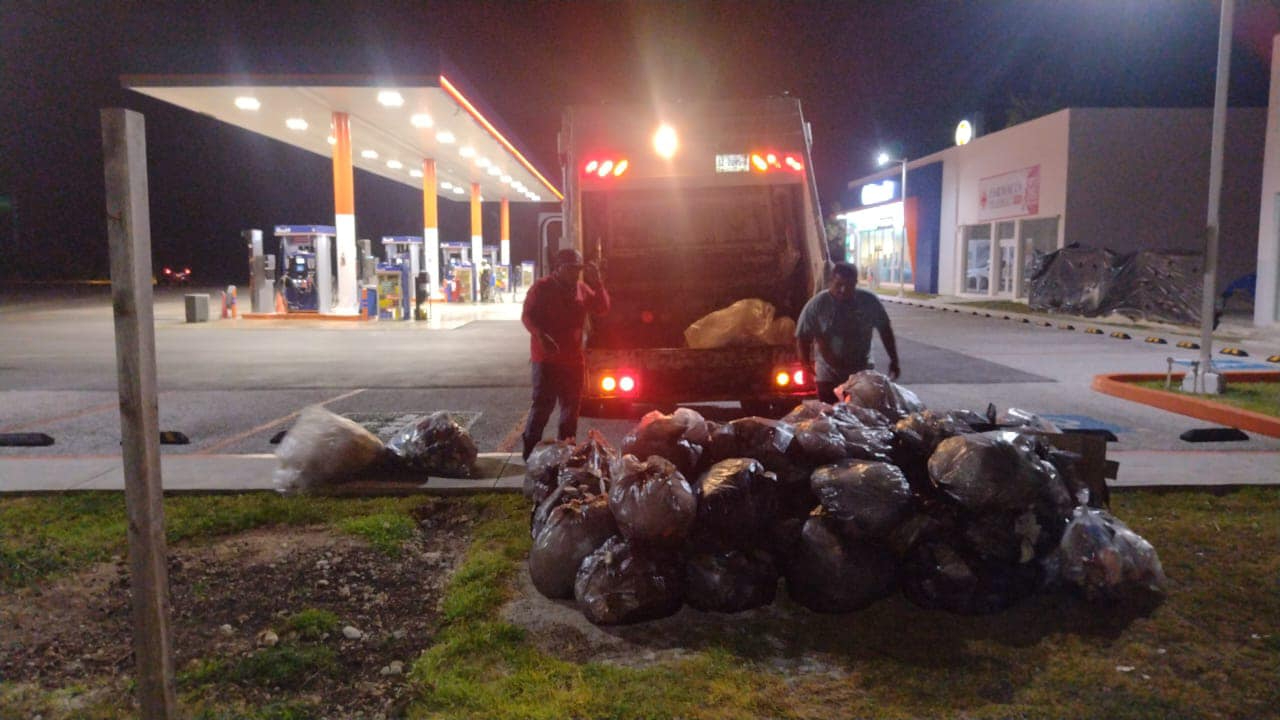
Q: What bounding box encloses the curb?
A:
[1092,371,1280,438]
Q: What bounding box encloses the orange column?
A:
[330,111,357,314]
[422,159,441,299]
[470,182,482,302]
[500,197,510,268]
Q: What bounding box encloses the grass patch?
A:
[0,493,427,589]
[286,608,340,640]
[403,488,1280,719]
[1132,379,1280,418]
[336,512,416,555]
[222,644,339,689]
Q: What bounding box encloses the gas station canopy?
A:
[122,73,562,203]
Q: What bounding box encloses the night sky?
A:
[2,0,1278,283]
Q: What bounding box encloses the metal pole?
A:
[101,108,178,718]
[898,159,908,297]
[1198,0,1234,382]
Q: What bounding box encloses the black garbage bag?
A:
[784,511,897,613]
[692,458,777,549]
[789,416,849,466]
[701,417,797,473]
[386,411,478,477]
[834,371,924,422]
[574,536,685,625]
[782,400,892,464]
[684,547,778,613]
[893,410,976,494]
[899,537,1040,615]
[529,495,618,599]
[927,432,1055,512]
[1055,506,1167,603]
[810,460,914,540]
[523,440,575,504]
[568,429,619,480]
[621,408,712,477]
[607,454,697,547]
[960,509,1045,565]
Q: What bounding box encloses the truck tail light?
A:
[775,371,791,387]
[751,151,804,173]
[772,366,810,390]
[601,376,617,392]
[583,157,628,178]
[792,368,805,385]
[619,375,636,392]
[598,370,639,396]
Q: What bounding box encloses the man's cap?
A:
[554,248,584,268]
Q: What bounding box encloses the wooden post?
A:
[101,108,178,718]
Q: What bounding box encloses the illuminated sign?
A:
[860,180,897,206]
[715,154,749,173]
[955,119,974,146]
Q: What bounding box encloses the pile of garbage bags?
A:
[1028,244,1202,325]
[683,298,796,349]
[524,370,1166,625]
[274,406,478,493]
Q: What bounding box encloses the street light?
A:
[878,151,908,297]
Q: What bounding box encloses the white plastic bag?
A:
[273,406,386,494]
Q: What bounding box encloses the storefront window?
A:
[1018,217,1059,298]
[963,224,992,293]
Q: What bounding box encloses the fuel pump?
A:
[440,241,472,303]
[378,236,423,320]
[274,225,335,312]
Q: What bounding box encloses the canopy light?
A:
[452,186,465,195]
[500,175,512,184]
[376,90,404,107]
[361,149,379,159]
[486,166,501,176]
[653,124,678,158]
[326,135,336,145]
[233,96,260,111]
[435,130,456,144]
[476,157,491,168]
[750,151,804,173]
[459,146,476,158]
[583,157,629,178]
[441,181,454,190]
[409,169,424,178]
[410,113,433,128]
[386,160,403,169]
[285,117,308,131]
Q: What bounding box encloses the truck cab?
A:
[561,98,828,414]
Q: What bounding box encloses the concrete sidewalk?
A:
[1,448,1275,495]
[0,452,526,495]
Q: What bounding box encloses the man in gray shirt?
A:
[795,262,901,403]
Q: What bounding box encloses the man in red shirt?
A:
[520,248,611,459]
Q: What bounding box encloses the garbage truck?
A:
[560,98,829,415]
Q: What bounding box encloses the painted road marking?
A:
[1171,358,1278,371]
[1040,414,1130,434]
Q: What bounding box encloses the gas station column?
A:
[330,111,358,314]
[422,158,441,299]
[500,197,510,267]
[470,182,482,302]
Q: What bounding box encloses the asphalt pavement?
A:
[1,286,1277,493]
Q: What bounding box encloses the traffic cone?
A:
[275,290,286,314]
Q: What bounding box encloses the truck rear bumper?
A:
[584,345,812,403]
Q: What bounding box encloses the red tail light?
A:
[601,376,617,392]
[619,375,636,393]
[775,371,791,387]
[792,369,805,385]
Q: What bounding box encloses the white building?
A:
[841,107,1266,308]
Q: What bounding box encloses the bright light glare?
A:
[285,117,308,131]
[459,146,476,158]
[792,369,805,385]
[619,376,636,392]
[584,160,599,174]
[435,131,456,144]
[386,160,402,169]
[377,90,404,107]
[327,135,336,145]
[234,96,260,111]
[500,175,512,184]
[751,154,768,172]
[452,187,464,195]
[613,159,629,176]
[653,124,678,158]
[409,169,424,178]
[361,149,378,159]
[598,160,614,177]
[486,166,501,176]
[601,376,617,392]
[775,371,791,386]
[877,152,891,166]
[441,181,454,190]
[410,113,433,128]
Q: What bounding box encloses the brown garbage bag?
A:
[621,407,711,477]
[607,454,697,547]
[927,433,1054,512]
[834,370,924,422]
[575,536,685,625]
[683,298,776,349]
[529,495,618,599]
